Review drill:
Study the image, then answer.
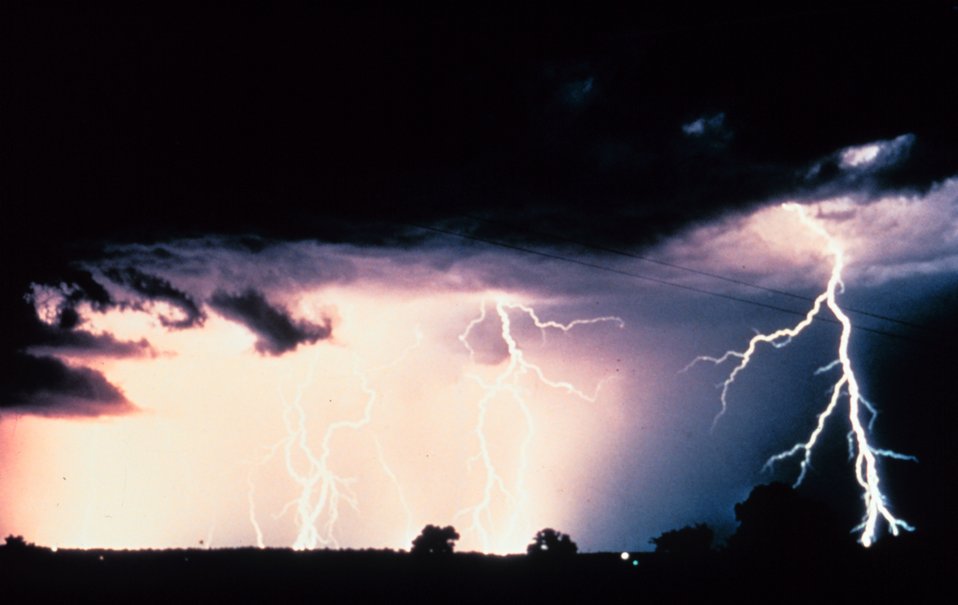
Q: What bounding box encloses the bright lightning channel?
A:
[455,297,624,552]
[247,330,422,550]
[685,202,915,547]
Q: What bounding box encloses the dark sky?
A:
[6,4,958,247]
[2,3,957,550]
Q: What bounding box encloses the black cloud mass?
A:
[104,268,205,329]
[2,4,957,415]
[0,354,133,417]
[0,274,148,416]
[209,289,333,356]
[29,323,154,359]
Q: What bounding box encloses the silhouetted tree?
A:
[526,528,578,557]
[649,523,713,555]
[727,481,856,579]
[729,483,850,551]
[411,525,460,555]
[2,535,30,551]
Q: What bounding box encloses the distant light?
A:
[619,551,629,561]
[632,560,639,567]
[51,546,58,553]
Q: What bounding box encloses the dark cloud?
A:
[800,134,919,198]
[682,113,726,137]
[29,323,154,359]
[559,76,596,109]
[56,268,115,311]
[4,5,956,252]
[208,289,333,356]
[22,279,154,358]
[104,268,205,329]
[680,112,733,154]
[0,353,134,417]
[0,277,146,416]
[57,306,82,330]
[2,4,957,414]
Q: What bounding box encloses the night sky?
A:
[2,4,957,553]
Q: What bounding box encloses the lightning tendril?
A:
[247,330,422,550]
[455,297,623,552]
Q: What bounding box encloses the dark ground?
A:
[0,535,950,604]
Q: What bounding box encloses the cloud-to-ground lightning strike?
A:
[685,203,914,547]
[247,331,422,550]
[456,298,624,552]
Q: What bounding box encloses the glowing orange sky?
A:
[0,287,633,553]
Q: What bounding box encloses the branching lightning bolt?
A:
[685,203,915,547]
[456,297,623,552]
[373,435,415,545]
[247,330,422,550]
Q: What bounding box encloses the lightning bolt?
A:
[686,202,915,547]
[247,469,267,549]
[204,520,216,549]
[373,435,415,546]
[455,297,624,552]
[247,329,422,550]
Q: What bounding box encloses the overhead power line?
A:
[405,222,917,342]
[462,215,926,331]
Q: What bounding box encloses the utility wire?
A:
[462,215,927,330]
[405,222,917,342]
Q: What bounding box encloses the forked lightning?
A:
[686,203,914,547]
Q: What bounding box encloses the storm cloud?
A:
[104,267,206,329]
[0,353,134,417]
[3,4,957,416]
[28,324,155,359]
[209,289,333,355]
